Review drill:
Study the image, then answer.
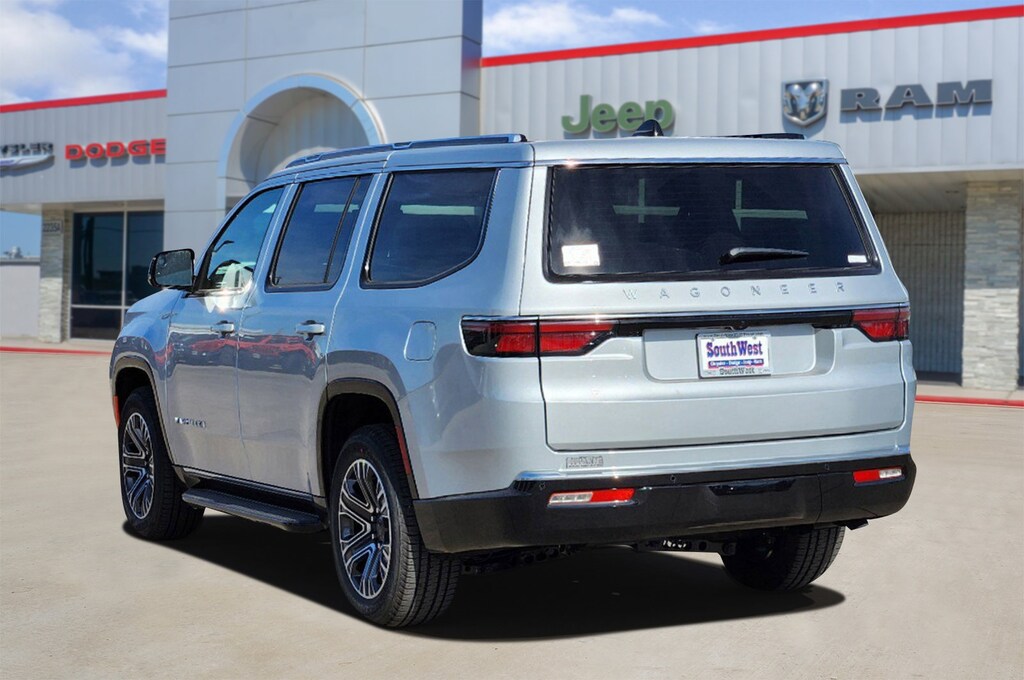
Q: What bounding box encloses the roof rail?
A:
[285,133,528,169]
[727,133,806,140]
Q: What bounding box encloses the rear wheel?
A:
[722,526,845,590]
[119,388,203,539]
[328,425,459,627]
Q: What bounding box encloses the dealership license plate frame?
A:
[697,331,772,378]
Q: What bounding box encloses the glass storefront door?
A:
[71,211,164,339]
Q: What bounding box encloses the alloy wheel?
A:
[121,412,155,520]
[337,458,392,600]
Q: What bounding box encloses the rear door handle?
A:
[211,321,236,335]
[295,321,326,338]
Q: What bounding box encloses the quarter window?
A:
[367,169,496,285]
[270,176,369,288]
[198,186,284,291]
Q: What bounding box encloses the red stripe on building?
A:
[0,346,111,357]
[0,89,167,114]
[481,5,1024,67]
[915,395,1024,409]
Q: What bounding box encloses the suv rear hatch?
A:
[519,162,909,452]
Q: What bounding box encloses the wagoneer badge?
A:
[565,455,604,470]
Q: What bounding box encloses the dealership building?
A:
[0,1,1021,390]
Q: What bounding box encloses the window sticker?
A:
[313,203,361,213]
[399,204,476,216]
[612,178,680,224]
[562,244,601,267]
[847,254,868,264]
[732,180,808,229]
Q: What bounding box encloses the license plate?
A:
[697,332,771,378]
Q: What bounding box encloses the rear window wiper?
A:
[719,247,809,265]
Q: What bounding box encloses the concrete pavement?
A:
[0,349,1021,679]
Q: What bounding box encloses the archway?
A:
[217,74,384,209]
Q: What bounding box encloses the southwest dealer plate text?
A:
[697,331,772,378]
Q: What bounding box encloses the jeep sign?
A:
[563,95,674,134]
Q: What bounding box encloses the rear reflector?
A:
[463,318,617,357]
[548,488,635,506]
[853,467,904,484]
[852,307,910,342]
[112,395,120,428]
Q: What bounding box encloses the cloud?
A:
[0,0,168,104]
[105,26,169,61]
[484,1,668,53]
[684,19,736,36]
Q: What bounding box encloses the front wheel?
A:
[721,526,845,591]
[119,388,204,539]
[328,425,459,627]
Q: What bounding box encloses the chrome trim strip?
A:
[516,446,909,482]
[463,303,908,324]
[534,157,846,167]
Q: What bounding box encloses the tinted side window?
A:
[326,177,370,284]
[271,176,368,287]
[199,187,284,291]
[367,169,495,285]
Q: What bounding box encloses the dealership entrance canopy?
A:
[0,2,1021,390]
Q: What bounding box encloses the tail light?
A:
[462,319,616,357]
[461,320,537,357]
[539,321,616,355]
[852,306,910,342]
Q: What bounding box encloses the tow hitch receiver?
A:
[635,538,737,556]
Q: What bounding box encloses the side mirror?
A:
[149,249,195,290]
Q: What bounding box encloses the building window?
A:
[71,211,163,339]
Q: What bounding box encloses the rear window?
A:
[547,164,877,281]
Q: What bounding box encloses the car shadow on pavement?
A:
[128,515,845,641]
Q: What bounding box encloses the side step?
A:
[182,489,325,533]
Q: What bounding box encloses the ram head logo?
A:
[782,80,828,126]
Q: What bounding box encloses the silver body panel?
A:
[112,136,916,501]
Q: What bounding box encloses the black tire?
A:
[722,526,845,591]
[119,388,204,540]
[328,424,459,627]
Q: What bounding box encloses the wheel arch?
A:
[111,356,180,473]
[319,378,419,500]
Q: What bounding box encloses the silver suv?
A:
[110,127,916,627]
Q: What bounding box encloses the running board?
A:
[182,489,325,533]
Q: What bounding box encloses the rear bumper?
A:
[413,454,915,554]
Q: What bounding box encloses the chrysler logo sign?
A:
[782,80,828,126]
[0,142,54,170]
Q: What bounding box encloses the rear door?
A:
[521,163,909,452]
[236,174,373,492]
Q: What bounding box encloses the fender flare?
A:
[320,378,419,499]
[111,355,181,475]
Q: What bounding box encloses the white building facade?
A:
[0,1,1020,389]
